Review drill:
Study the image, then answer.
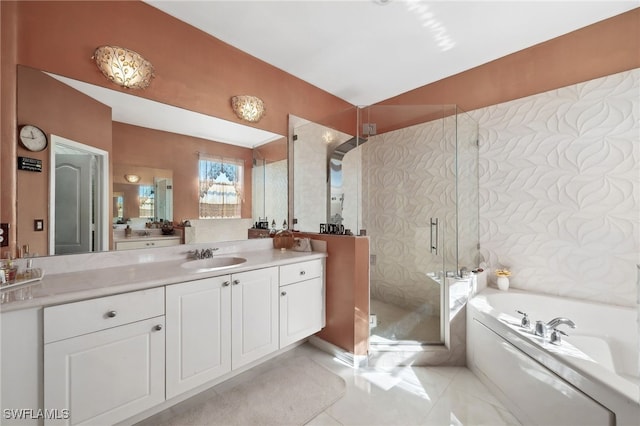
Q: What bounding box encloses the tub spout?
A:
[546,317,576,329]
[535,317,576,341]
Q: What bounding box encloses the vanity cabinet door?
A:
[279,277,323,348]
[231,267,279,369]
[114,238,180,251]
[165,276,232,399]
[44,317,165,426]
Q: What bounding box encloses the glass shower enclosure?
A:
[292,105,478,347]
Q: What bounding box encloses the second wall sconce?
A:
[93,45,155,89]
[124,174,141,183]
[231,95,266,123]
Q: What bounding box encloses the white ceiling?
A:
[53,1,637,148]
[145,0,638,106]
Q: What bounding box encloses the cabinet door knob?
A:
[222,281,230,287]
[106,310,117,318]
[233,279,240,285]
[154,324,163,331]
[281,291,287,296]
[299,270,306,275]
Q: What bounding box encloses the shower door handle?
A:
[430,218,438,255]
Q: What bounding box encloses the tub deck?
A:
[467,288,639,426]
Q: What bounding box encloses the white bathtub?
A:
[467,288,639,426]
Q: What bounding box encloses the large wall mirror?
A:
[15,65,287,257]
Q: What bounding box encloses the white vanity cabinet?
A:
[165,275,232,399]
[43,288,165,426]
[230,267,279,369]
[279,259,324,348]
[165,267,279,397]
[25,252,324,426]
[114,237,180,251]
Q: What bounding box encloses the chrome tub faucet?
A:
[535,317,576,345]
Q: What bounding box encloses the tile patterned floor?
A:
[137,342,521,426]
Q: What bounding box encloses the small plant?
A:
[495,268,512,277]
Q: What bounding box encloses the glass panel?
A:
[455,107,480,272]
[290,105,478,348]
[360,105,456,345]
[292,109,357,233]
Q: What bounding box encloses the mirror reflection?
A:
[112,165,173,225]
[16,65,287,257]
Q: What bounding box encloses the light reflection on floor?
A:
[370,298,441,344]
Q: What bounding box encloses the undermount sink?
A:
[180,256,247,272]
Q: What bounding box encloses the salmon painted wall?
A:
[0,0,351,253]
[12,0,350,137]
[112,122,255,222]
[16,66,112,256]
[254,138,288,163]
[304,233,370,356]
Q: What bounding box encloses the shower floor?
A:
[369,298,441,344]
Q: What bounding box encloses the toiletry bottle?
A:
[23,259,33,280]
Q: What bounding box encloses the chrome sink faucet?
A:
[189,247,219,259]
[535,317,576,345]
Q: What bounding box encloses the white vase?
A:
[497,276,510,291]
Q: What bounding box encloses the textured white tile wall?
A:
[359,120,455,314]
[471,69,639,307]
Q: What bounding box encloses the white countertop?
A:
[0,242,326,313]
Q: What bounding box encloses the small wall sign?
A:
[17,156,42,172]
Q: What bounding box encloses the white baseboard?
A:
[307,335,368,368]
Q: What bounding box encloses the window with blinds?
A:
[198,156,244,218]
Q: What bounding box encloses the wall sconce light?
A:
[93,45,155,89]
[124,174,141,183]
[230,95,266,123]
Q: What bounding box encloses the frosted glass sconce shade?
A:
[93,46,155,89]
[231,95,266,122]
[124,174,141,183]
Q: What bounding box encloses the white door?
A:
[166,276,232,398]
[231,267,279,369]
[44,317,165,426]
[54,154,93,254]
[49,135,109,256]
[280,277,323,348]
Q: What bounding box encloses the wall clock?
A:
[19,124,48,152]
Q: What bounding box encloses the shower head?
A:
[330,136,368,161]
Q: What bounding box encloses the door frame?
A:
[49,134,109,255]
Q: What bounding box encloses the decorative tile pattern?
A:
[471,69,639,307]
[359,120,454,315]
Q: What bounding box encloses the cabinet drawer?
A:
[115,238,180,251]
[44,287,164,343]
[280,259,323,286]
